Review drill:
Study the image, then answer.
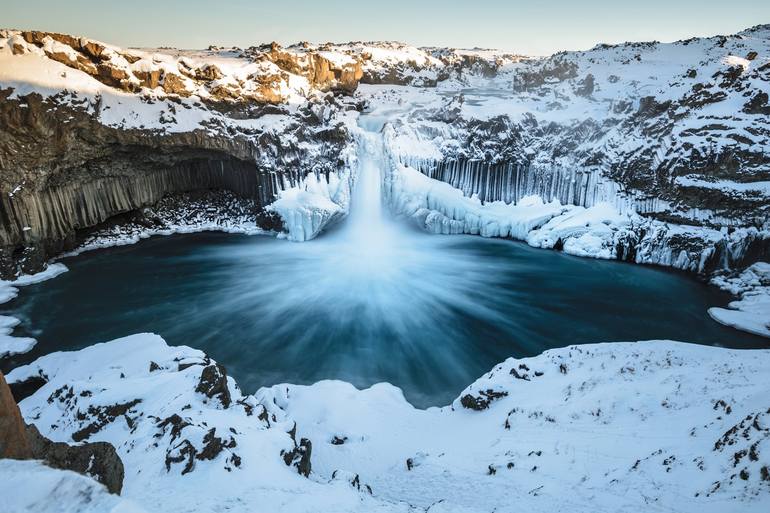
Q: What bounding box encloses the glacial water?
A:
[2,110,767,407]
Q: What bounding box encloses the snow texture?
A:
[0,459,145,513]
[8,334,770,512]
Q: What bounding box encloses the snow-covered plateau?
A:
[0,23,769,513]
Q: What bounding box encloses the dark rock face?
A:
[159,419,239,475]
[195,363,232,408]
[25,423,125,494]
[460,389,509,411]
[0,88,349,279]
[70,399,143,442]
[7,373,47,403]
[282,437,312,477]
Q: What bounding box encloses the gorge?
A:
[0,23,769,513]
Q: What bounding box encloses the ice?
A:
[0,263,68,358]
[265,171,349,241]
[709,262,770,338]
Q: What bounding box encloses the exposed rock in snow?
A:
[262,340,770,512]
[6,334,401,513]
[8,334,769,512]
[709,262,770,337]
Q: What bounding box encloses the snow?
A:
[7,334,770,512]
[675,176,770,196]
[709,262,770,338]
[262,340,770,512]
[0,263,68,358]
[266,171,352,242]
[7,333,409,513]
[384,152,635,260]
[0,459,146,513]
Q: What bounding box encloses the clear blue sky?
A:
[4,0,769,55]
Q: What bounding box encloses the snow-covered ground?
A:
[7,334,770,512]
[0,459,145,513]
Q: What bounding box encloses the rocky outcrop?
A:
[1,370,123,493]
[11,30,366,100]
[25,423,124,494]
[0,83,351,278]
[260,42,363,93]
[0,371,32,459]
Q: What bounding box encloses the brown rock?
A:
[195,64,223,81]
[135,69,163,89]
[121,53,142,65]
[22,31,80,50]
[11,42,26,55]
[0,371,32,459]
[96,63,130,88]
[80,39,107,61]
[162,73,191,96]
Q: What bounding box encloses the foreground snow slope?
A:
[8,334,770,512]
[0,459,145,513]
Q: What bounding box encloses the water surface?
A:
[3,230,764,407]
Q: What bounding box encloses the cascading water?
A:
[4,109,765,409]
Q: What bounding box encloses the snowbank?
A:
[7,334,770,512]
[709,262,770,338]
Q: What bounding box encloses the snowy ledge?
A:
[709,262,770,338]
[5,333,770,512]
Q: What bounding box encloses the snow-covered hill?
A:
[5,334,770,512]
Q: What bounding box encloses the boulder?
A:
[80,39,107,61]
[25,424,124,495]
[195,64,223,81]
[162,73,191,96]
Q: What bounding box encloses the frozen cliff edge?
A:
[384,139,767,273]
[4,334,770,512]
